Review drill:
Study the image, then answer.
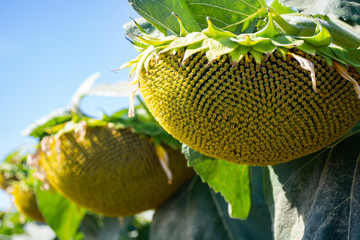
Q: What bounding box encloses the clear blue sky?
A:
[0,1,141,209]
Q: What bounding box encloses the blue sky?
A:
[0,1,141,209]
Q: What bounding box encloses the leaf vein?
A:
[187,2,253,16]
[131,5,177,35]
[208,188,236,240]
[348,152,360,239]
[314,198,350,239]
[194,14,228,26]
[281,148,330,187]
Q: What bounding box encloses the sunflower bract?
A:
[140,49,360,165]
[12,184,45,222]
[39,126,194,217]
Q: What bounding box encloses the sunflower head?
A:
[11,182,45,222]
[122,2,360,165]
[26,103,194,216]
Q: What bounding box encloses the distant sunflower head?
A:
[38,125,194,217]
[11,182,45,222]
[27,104,194,217]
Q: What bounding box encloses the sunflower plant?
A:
[22,73,194,240]
[0,151,45,226]
[118,0,360,239]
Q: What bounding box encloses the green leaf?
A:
[280,0,360,24]
[36,183,86,240]
[279,14,360,48]
[23,109,72,139]
[123,17,165,43]
[160,32,206,54]
[264,125,360,239]
[128,0,267,35]
[80,214,150,240]
[0,212,26,236]
[80,215,123,240]
[182,145,251,219]
[270,0,297,14]
[187,0,267,33]
[128,0,201,35]
[301,22,332,47]
[150,176,273,240]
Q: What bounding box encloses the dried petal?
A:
[333,61,360,99]
[40,136,51,156]
[154,145,173,184]
[27,148,41,167]
[54,135,62,161]
[75,121,87,142]
[34,168,47,182]
[128,82,139,117]
[289,53,317,92]
[118,217,124,226]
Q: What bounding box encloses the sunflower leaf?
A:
[151,175,272,240]
[182,145,251,220]
[128,0,268,35]
[280,0,360,24]
[264,122,360,240]
[35,182,86,240]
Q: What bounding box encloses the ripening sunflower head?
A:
[27,104,194,217]
[11,182,45,222]
[122,4,360,166]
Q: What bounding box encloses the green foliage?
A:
[270,0,297,14]
[278,14,360,48]
[128,0,267,35]
[80,214,150,240]
[103,102,181,149]
[23,109,72,139]
[35,182,86,240]
[182,145,251,219]
[150,176,272,240]
[3,0,360,239]
[0,151,29,184]
[264,124,360,239]
[280,0,360,24]
[0,212,26,237]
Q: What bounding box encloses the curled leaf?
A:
[289,52,317,92]
[202,17,237,39]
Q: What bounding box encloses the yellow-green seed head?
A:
[11,183,45,222]
[0,173,6,190]
[139,49,360,165]
[39,126,194,217]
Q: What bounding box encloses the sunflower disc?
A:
[40,126,194,217]
[140,49,360,165]
[12,184,45,222]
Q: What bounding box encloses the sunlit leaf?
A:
[128,0,267,35]
[36,183,86,240]
[182,145,251,220]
